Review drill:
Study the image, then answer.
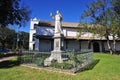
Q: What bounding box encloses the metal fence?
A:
[19,49,93,73]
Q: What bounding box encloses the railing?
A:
[19,49,93,73]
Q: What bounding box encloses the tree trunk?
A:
[113,35,116,54]
[106,36,113,54]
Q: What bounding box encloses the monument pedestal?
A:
[44,33,65,66]
[44,50,65,66]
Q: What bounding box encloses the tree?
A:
[109,0,120,53]
[0,27,29,50]
[18,31,29,49]
[0,27,15,49]
[0,0,30,27]
[78,0,120,54]
[0,0,30,49]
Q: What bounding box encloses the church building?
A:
[29,18,120,52]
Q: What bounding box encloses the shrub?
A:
[50,62,73,69]
[76,54,83,63]
[35,57,45,67]
[69,53,75,61]
[20,54,34,63]
[83,59,99,70]
[69,53,84,65]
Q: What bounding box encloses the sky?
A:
[17,0,92,32]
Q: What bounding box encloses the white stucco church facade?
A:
[29,17,120,52]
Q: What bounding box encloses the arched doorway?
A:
[93,42,100,52]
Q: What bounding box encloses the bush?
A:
[69,53,75,61]
[83,59,99,70]
[0,52,4,55]
[76,54,83,63]
[35,57,45,67]
[69,53,83,65]
[50,62,73,69]
[20,54,34,63]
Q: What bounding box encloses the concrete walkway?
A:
[0,56,16,62]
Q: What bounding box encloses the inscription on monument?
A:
[56,41,59,47]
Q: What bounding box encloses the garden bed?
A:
[19,50,93,73]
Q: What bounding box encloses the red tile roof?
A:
[36,20,80,28]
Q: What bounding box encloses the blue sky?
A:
[18,0,92,32]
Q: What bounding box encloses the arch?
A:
[93,42,100,52]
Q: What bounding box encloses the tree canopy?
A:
[0,27,29,50]
[0,27,15,49]
[0,0,30,50]
[0,0,30,27]
[79,0,120,54]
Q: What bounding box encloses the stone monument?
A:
[44,10,65,66]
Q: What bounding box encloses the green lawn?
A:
[0,53,120,80]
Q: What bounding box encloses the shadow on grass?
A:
[79,59,100,72]
[0,59,20,68]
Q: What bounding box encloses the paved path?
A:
[0,56,16,62]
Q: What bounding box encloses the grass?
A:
[0,53,120,80]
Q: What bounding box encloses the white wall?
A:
[65,28,77,36]
[29,19,39,50]
[35,26,54,36]
[34,26,79,37]
[81,32,94,38]
[30,20,120,52]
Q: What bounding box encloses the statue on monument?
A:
[50,10,63,34]
[44,10,64,66]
